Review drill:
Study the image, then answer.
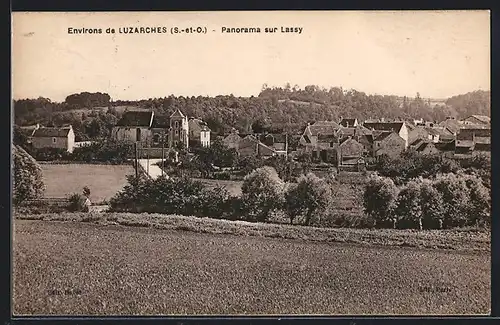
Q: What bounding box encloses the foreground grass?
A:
[13,219,490,315]
[41,164,133,202]
[15,212,490,252]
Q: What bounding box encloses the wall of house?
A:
[200,130,210,147]
[67,129,75,153]
[257,143,275,157]
[150,128,169,148]
[399,124,409,148]
[238,138,259,157]
[340,139,364,158]
[223,133,241,149]
[112,126,152,144]
[170,117,189,148]
[420,144,439,155]
[32,136,70,152]
[374,134,405,159]
[188,120,202,140]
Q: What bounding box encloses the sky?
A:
[12,11,490,102]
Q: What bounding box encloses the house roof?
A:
[18,124,39,137]
[339,118,357,127]
[189,118,211,132]
[424,127,444,136]
[33,126,72,138]
[151,115,170,128]
[438,119,463,134]
[464,115,490,124]
[339,137,362,148]
[338,125,372,137]
[257,141,276,155]
[363,122,405,133]
[358,134,374,144]
[273,143,286,151]
[373,131,395,141]
[259,133,287,144]
[457,128,491,141]
[306,121,340,136]
[302,134,312,144]
[435,140,455,152]
[317,134,338,143]
[456,140,474,148]
[415,142,436,152]
[116,111,154,127]
[410,138,425,147]
[170,109,186,118]
[475,136,491,145]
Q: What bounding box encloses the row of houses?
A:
[17,110,490,165]
[294,115,490,167]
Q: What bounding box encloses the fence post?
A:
[135,142,139,179]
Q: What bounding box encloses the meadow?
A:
[13,218,491,315]
[40,164,133,203]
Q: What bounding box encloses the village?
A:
[19,108,491,177]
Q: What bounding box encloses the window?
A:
[136,128,141,141]
[175,121,179,128]
[52,137,57,143]
[153,134,160,144]
[175,130,179,136]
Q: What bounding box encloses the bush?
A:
[240,166,285,222]
[13,145,45,205]
[109,175,234,218]
[68,193,88,212]
[213,172,231,180]
[284,173,332,225]
[196,186,233,219]
[363,175,398,227]
[30,147,70,161]
[71,140,133,163]
[376,150,460,184]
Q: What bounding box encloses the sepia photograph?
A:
[11,10,491,315]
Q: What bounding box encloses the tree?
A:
[241,166,285,222]
[13,126,29,147]
[465,176,491,227]
[363,175,398,227]
[394,180,422,229]
[284,173,332,225]
[13,145,45,205]
[432,173,470,228]
[419,180,445,229]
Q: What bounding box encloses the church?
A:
[111,109,210,149]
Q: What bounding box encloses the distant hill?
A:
[13,87,490,141]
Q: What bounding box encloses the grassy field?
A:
[15,212,491,252]
[13,219,490,315]
[41,164,133,203]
